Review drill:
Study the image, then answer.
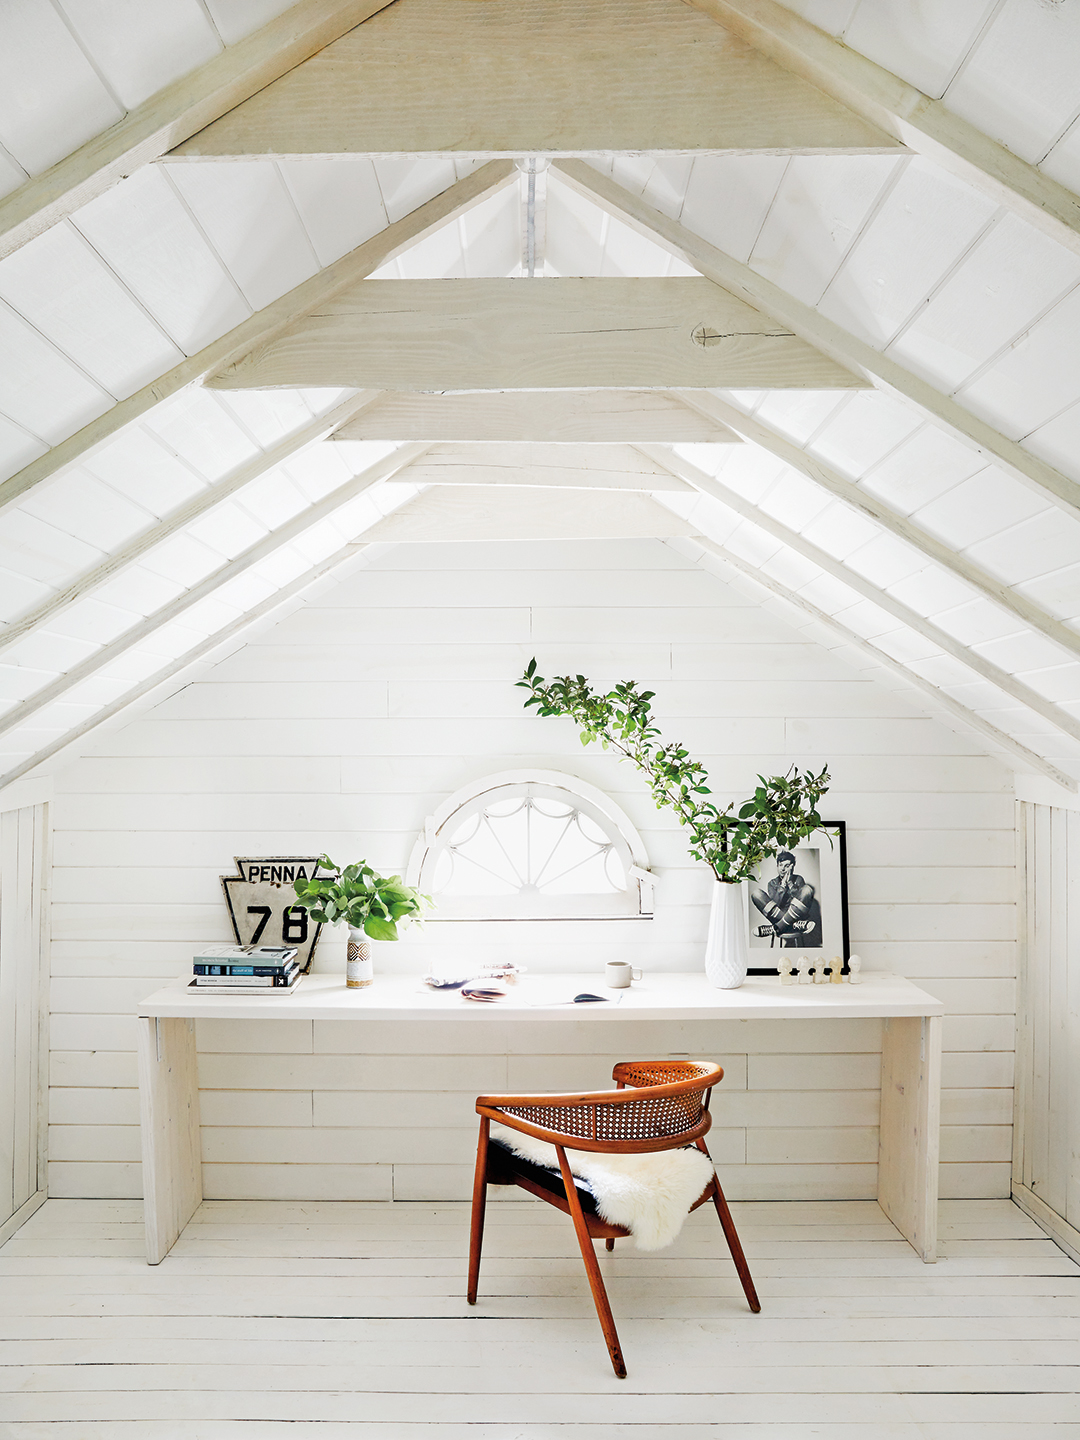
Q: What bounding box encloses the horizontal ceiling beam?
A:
[332,390,742,443]
[0,0,397,260]
[0,537,379,794]
[0,159,515,518]
[688,0,1080,260]
[171,0,901,159]
[676,389,1080,663]
[395,444,693,492]
[208,277,867,392]
[0,443,428,742]
[554,160,1080,526]
[642,443,1080,747]
[686,537,1078,793]
[0,391,382,659]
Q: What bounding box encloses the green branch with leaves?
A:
[293,856,430,942]
[517,661,830,884]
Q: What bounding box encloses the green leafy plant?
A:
[292,856,430,942]
[517,660,830,884]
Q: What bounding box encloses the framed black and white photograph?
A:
[744,822,849,976]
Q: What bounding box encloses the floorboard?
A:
[0,1198,1076,1435]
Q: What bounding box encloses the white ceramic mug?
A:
[605,961,643,988]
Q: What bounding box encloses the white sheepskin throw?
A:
[490,1122,714,1251]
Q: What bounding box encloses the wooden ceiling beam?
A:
[0,443,429,742]
[686,536,1078,793]
[170,0,901,159]
[207,277,868,392]
[0,0,397,261]
[688,0,1080,260]
[0,159,515,518]
[643,443,1080,748]
[676,389,1080,664]
[555,160,1080,525]
[0,391,381,658]
[331,391,742,443]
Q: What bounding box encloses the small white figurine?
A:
[814,959,827,984]
[780,955,795,986]
[848,953,863,985]
[798,962,811,984]
[830,955,843,984]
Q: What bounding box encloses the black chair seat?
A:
[487,1134,599,1214]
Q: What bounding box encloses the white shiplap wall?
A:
[47,538,1016,1203]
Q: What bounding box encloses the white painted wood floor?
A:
[0,1196,1077,1438]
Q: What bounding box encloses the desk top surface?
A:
[138,970,944,1022]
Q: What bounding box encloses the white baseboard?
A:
[1012,1182,1080,1266]
[0,1190,46,1248]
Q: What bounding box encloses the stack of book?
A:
[191,945,302,992]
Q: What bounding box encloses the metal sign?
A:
[220,857,328,973]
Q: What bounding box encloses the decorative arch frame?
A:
[406,768,654,921]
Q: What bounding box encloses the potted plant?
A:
[517,661,830,988]
[292,857,430,988]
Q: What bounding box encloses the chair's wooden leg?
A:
[605,1237,615,1251]
[697,1140,760,1313]
[556,1145,627,1379]
[467,1116,490,1305]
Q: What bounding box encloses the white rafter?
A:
[0,159,516,516]
[641,443,1080,747]
[682,536,1078,793]
[0,443,429,741]
[0,391,382,657]
[0,536,385,793]
[687,0,1080,260]
[553,159,1080,526]
[674,389,1080,663]
[0,0,398,260]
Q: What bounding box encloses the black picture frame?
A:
[744,821,849,976]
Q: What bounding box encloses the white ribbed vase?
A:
[704,880,748,990]
[346,927,373,988]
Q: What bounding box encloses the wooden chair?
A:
[467,1059,759,1377]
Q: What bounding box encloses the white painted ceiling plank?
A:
[675,390,1080,660]
[0,158,516,515]
[553,159,1080,525]
[0,0,399,259]
[688,0,1080,258]
[643,443,1080,744]
[54,0,222,112]
[0,442,428,741]
[684,535,1078,790]
[0,536,381,791]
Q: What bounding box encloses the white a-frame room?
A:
[1,0,1080,1433]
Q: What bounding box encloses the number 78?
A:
[246,905,309,944]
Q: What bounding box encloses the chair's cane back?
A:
[468,1058,760,1379]
[475,1059,720,1154]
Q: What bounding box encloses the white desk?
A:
[137,971,943,1265]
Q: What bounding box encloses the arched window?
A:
[407,770,653,920]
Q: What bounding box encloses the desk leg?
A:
[137,1016,203,1265]
[877,1014,941,1263]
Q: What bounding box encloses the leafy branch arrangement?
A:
[292,856,430,941]
[517,661,830,884]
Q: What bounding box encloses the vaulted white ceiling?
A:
[2,0,1080,796]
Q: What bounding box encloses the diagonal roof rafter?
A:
[0,158,517,517]
[0,0,399,261]
[552,159,1080,526]
[687,0,1080,261]
[682,535,1078,793]
[0,391,383,658]
[674,389,1080,664]
[641,443,1080,748]
[0,442,430,742]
